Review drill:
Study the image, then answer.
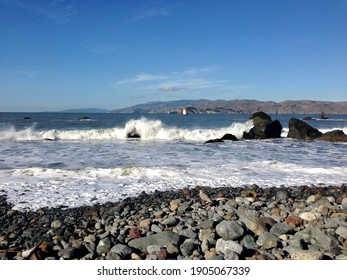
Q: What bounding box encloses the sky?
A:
[1,0,346,112]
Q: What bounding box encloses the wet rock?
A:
[242,112,283,140]
[287,118,322,140]
[220,133,238,141]
[319,130,347,142]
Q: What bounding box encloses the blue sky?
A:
[1,0,346,112]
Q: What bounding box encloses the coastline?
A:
[1,184,346,260]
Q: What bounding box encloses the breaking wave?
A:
[0,117,254,142]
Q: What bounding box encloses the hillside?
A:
[112,99,347,114]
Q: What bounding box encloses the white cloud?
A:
[115,66,255,97]
[159,86,183,92]
[179,66,219,76]
[117,73,167,85]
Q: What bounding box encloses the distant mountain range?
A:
[111,99,347,114]
[57,100,347,114]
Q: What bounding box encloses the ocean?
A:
[0,112,346,211]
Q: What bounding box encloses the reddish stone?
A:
[128,227,141,239]
[157,249,168,260]
[284,215,303,228]
[343,239,347,250]
[241,189,258,198]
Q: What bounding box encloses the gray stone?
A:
[294,228,312,243]
[180,239,198,256]
[237,206,258,218]
[310,227,339,250]
[287,237,303,249]
[128,231,180,252]
[240,235,258,249]
[166,244,180,254]
[224,250,239,260]
[275,190,289,201]
[239,216,267,235]
[286,246,323,260]
[147,245,163,255]
[257,232,278,249]
[161,216,178,227]
[85,242,96,253]
[198,228,215,241]
[201,237,216,252]
[105,251,122,260]
[216,238,243,255]
[109,244,132,257]
[96,237,112,255]
[216,220,244,240]
[151,224,163,233]
[336,226,347,239]
[197,219,214,229]
[270,223,293,236]
[84,234,96,243]
[180,228,197,239]
[58,247,77,259]
[324,219,339,229]
[212,213,223,222]
[51,220,62,228]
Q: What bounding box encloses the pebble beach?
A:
[1,184,347,260]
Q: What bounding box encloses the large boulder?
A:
[242,112,283,139]
[205,133,238,144]
[287,118,322,140]
[319,130,347,142]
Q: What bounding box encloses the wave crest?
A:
[0,117,253,141]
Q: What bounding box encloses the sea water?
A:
[0,112,346,211]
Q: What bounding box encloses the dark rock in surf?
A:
[127,131,141,138]
[205,133,238,143]
[287,118,322,140]
[303,116,314,120]
[319,130,347,142]
[242,112,283,140]
[221,134,238,141]
[205,139,224,144]
[79,116,91,121]
[320,112,328,120]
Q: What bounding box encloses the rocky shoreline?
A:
[1,184,347,260]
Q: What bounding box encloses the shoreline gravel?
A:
[1,184,347,260]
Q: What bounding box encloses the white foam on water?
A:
[1,158,346,211]
[0,117,253,141]
[1,117,346,211]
